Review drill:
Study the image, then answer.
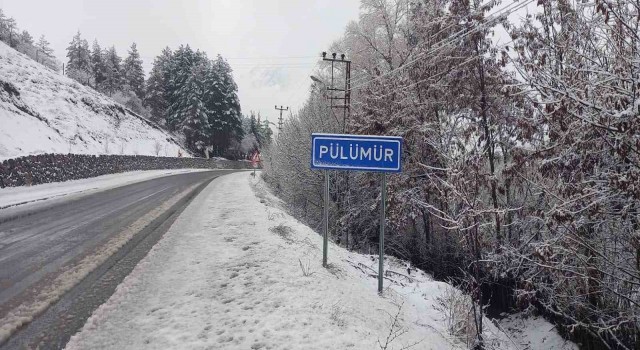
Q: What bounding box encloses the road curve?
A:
[0,170,240,349]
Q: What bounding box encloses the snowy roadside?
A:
[64,172,577,350]
[0,168,226,210]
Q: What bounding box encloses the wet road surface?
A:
[0,170,239,349]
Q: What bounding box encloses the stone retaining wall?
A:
[0,154,252,188]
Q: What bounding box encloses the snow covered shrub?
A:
[435,284,475,346]
[67,68,93,86]
[153,140,162,156]
[112,89,149,118]
[269,224,294,243]
[298,258,314,277]
[377,302,421,350]
[329,303,346,328]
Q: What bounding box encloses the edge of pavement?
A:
[0,169,248,224]
[0,171,238,348]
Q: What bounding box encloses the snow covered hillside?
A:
[65,172,577,350]
[0,41,188,160]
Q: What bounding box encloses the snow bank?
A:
[0,41,189,159]
[498,313,578,350]
[0,181,202,344]
[65,172,576,349]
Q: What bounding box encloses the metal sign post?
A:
[323,170,329,267]
[310,133,402,294]
[379,173,386,294]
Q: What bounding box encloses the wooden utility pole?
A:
[274,105,288,132]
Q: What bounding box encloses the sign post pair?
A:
[311,133,402,294]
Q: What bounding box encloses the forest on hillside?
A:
[264,0,640,349]
[0,9,59,71]
[0,10,272,158]
[64,33,249,158]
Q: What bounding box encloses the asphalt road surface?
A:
[0,170,241,349]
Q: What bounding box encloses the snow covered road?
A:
[0,169,218,211]
[0,170,245,348]
[64,172,577,350]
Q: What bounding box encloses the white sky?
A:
[0,0,360,122]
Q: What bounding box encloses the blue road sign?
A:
[311,133,402,173]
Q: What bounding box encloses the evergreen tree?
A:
[16,30,34,58]
[0,10,7,42]
[90,40,107,91]
[203,55,243,154]
[145,47,173,123]
[35,35,58,71]
[79,38,90,66]
[122,42,145,99]
[0,11,16,48]
[36,35,54,58]
[247,112,271,147]
[4,17,17,47]
[0,11,59,72]
[174,61,210,150]
[19,30,33,45]
[145,44,244,156]
[66,31,91,84]
[66,31,82,66]
[249,112,258,136]
[260,118,273,145]
[166,45,196,130]
[103,46,123,95]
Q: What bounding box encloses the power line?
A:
[230,65,317,70]
[348,0,533,90]
[230,63,317,67]
[225,55,318,60]
[351,40,515,105]
[228,60,316,65]
[228,61,318,70]
[347,15,463,86]
[347,0,526,86]
[354,40,514,104]
[348,2,524,89]
[281,61,322,111]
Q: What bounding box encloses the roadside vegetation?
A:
[264,0,640,348]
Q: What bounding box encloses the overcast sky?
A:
[0,0,360,122]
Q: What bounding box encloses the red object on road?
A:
[251,151,261,168]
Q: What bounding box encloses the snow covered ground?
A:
[0,169,217,210]
[0,41,189,160]
[64,172,577,350]
[498,314,577,350]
